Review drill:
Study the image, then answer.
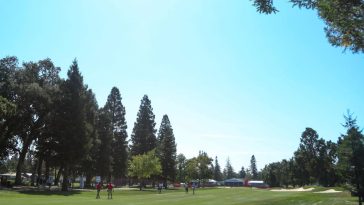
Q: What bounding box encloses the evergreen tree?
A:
[213,156,223,181]
[157,115,177,183]
[239,166,246,179]
[250,155,258,179]
[80,89,99,187]
[54,59,93,191]
[130,95,157,156]
[337,111,364,204]
[96,107,113,182]
[104,87,128,178]
[223,157,235,179]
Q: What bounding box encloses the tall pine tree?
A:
[130,95,156,156]
[80,89,99,187]
[213,156,223,181]
[337,111,364,204]
[250,155,258,179]
[223,157,235,179]
[104,87,128,178]
[54,59,93,191]
[157,115,177,184]
[96,107,113,182]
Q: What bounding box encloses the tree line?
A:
[0,56,259,191]
[260,112,364,203]
[2,56,363,202]
[0,56,178,191]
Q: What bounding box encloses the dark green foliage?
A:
[96,107,114,182]
[337,111,364,204]
[157,115,177,182]
[293,127,338,186]
[185,151,213,184]
[53,59,93,191]
[197,151,213,183]
[0,57,18,159]
[9,58,60,185]
[296,127,320,184]
[185,157,198,182]
[262,159,294,187]
[223,157,236,179]
[250,155,258,179]
[130,95,157,156]
[252,0,364,53]
[239,166,246,179]
[80,89,99,187]
[251,0,278,14]
[317,140,338,186]
[104,87,129,179]
[176,153,187,182]
[128,149,162,190]
[0,96,16,159]
[263,127,339,188]
[213,156,223,181]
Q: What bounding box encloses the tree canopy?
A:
[252,0,364,53]
[157,115,177,183]
[128,149,161,190]
[130,95,157,156]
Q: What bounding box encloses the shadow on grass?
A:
[16,189,82,196]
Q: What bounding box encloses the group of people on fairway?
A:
[96,182,113,199]
[96,182,197,199]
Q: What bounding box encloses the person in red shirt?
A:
[107,182,113,199]
[96,182,101,199]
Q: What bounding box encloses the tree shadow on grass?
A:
[16,189,82,196]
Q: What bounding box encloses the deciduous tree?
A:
[128,149,161,190]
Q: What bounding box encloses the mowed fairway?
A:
[0,187,357,205]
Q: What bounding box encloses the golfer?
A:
[96,182,101,199]
[107,182,113,199]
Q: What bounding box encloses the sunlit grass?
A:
[0,187,357,205]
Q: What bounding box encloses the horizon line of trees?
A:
[0,56,177,191]
[260,111,364,204]
[1,57,363,202]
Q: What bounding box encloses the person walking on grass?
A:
[192,183,196,195]
[184,183,188,193]
[96,182,102,199]
[107,182,113,199]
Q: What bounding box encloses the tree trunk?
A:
[45,160,50,181]
[61,166,69,191]
[30,160,37,186]
[85,174,92,188]
[357,183,362,205]
[15,136,32,185]
[54,166,62,186]
[36,156,43,186]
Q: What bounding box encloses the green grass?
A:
[0,187,358,205]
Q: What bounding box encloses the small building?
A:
[247,180,269,188]
[224,178,244,186]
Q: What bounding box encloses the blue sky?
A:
[1,0,363,171]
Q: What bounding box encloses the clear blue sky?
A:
[1,0,363,171]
